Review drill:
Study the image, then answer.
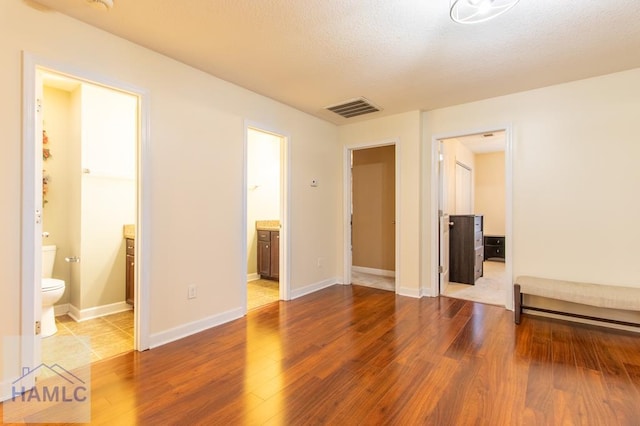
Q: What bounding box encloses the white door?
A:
[439,214,451,294]
[455,162,472,214]
[21,68,45,384]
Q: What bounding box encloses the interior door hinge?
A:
[438,266,444,273]
[36,98,42,114]
[35,321,41,335]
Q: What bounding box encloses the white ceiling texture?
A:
[30,0,640,125]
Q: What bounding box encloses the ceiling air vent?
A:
[325,97,381,119]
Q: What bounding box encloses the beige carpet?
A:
[443,261,506,306]
[247,279,279,310]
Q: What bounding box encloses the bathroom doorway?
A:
[21,53,150,375]
[244,126,289,310]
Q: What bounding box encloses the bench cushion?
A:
[516,276,640,312]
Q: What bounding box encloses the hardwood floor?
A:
[4,284,640,425]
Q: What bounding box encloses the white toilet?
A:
[42,245,66,338]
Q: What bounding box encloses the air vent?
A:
[325,97,381,119]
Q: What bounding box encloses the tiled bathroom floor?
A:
[42,310,134,370]
[351,269,396,292]
[247,279,279,310]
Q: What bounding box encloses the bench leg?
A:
[514,283,522,324]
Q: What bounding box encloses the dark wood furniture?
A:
[258,229,279,280]
[449,214,483,285]
[125,238,135,306]
[484,235,505,262]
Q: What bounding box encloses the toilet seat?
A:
[42,278,65,291]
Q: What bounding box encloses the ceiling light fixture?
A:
[450,0,519,24]
[86,0,113,10]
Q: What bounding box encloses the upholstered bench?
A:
[514,276,640,327]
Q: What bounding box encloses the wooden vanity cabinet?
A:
[257,230,279,280]
[126,238,135,306]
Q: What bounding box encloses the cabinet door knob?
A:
[266,245,269,248]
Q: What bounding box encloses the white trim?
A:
[149,308,244,349]
[67,302,133,322]
[290,278,338,300]
[21,52,40,382]
[247,273,260,282]
[343,139,400,293]
[397,287,423,298]
[351,266,396,278]
[53,303,70,317]
[242,121,292,314]
[428,125,514,307]
[21,53,151,364]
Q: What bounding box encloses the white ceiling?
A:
[30,0,640,125]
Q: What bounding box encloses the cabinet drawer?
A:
[126,238,135,255]
[257,230,271,242]
[484,236,504,247]
[484,245,505,260]
[474,248,484,280]
[474,216,483,232]
[474,231,483,249]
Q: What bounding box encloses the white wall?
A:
[247,129,281,276]
[1,0,341,386]
[339,111,422,297]
[474,152,505,236]
[422,68,640,315]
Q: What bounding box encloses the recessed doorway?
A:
[432,129,513,307]
[245,126,288,310]
[344,141,399,293]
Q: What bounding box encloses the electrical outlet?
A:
[188,284,197,299]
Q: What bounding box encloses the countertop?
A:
[123,224,135,239]
[256,220,280,231]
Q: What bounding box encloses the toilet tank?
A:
[42,245,57,278]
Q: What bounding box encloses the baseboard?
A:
[397,286,422,299]
[352,266,396,278]
[420,287,436,298]
[149,307,244,349]
[68,302,133,322]
[247,273,260,282]
[54,303,70,316]
[290,278,338,300]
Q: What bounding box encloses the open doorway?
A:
[435,130,512,306]
[345,143,397,292]
[21,53,149,380]
[245,127,286,310]
[39,71,137,365]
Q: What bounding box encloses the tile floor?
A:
[351,269,396,292]
[42,310,134,371]
[247,279,279,310]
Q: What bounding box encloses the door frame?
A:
[21,52,151,366]
[343,139,400,292]
[242,121,291,307]
[430,125,514,308]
